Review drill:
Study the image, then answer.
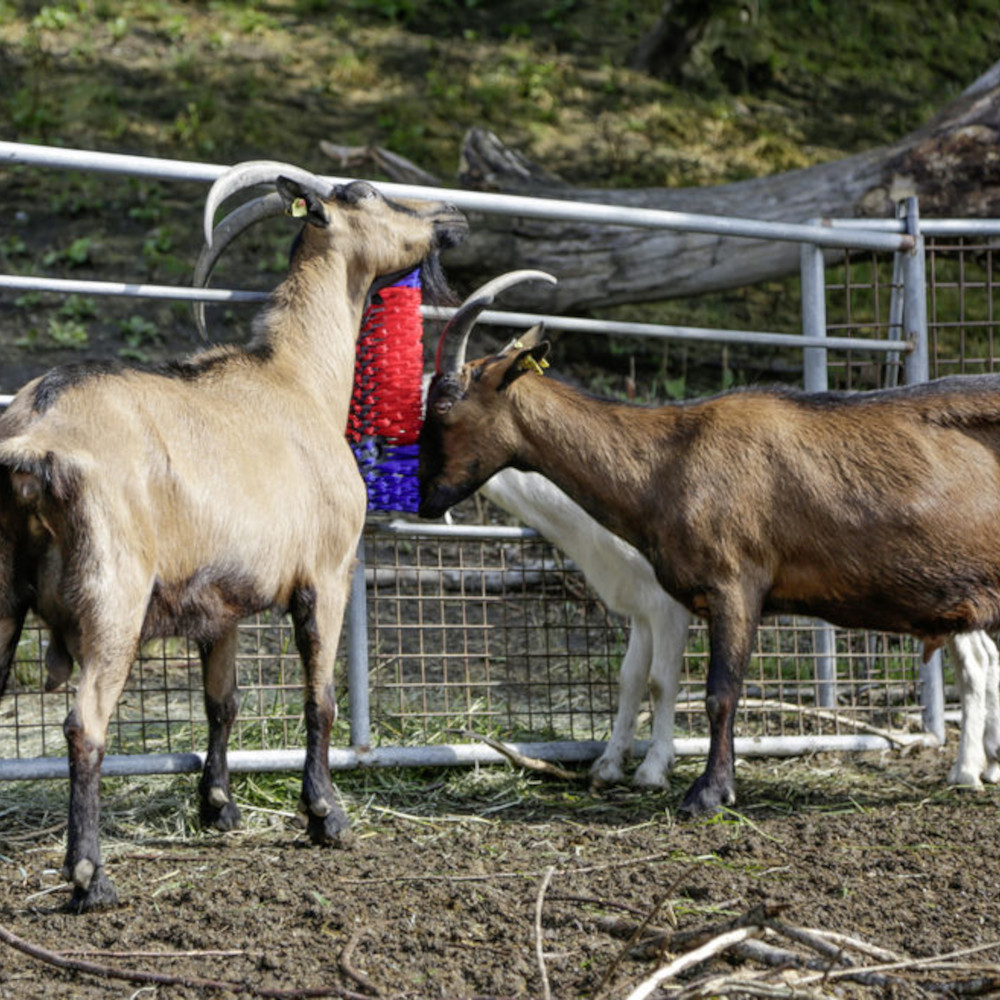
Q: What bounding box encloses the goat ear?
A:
[517,323,547,350]
[498,341,551,392]
[275,177,330,228]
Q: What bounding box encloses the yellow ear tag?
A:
[290,197,309,218]
[519,354,549,376]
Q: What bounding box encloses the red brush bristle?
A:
[350,281,424,445]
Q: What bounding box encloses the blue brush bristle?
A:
[351,271,423,512]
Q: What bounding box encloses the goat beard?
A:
[419,253,459,308]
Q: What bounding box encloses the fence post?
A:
[899,197,945,744]
[346,538,372,750]
[901,198,930,386]
[800,239,838,709]
[884,252,906,388]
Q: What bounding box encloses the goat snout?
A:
[418,484,468,520]
[434,212,470,250]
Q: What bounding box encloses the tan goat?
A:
[0,161,467,911]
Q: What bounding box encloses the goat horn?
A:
[434,269,557,375]
[192,191,286,339]
[203,159,333,246]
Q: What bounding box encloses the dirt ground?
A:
[1,744,999,1000]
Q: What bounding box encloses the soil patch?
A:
[2,746,999,999]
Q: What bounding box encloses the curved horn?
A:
[434,269,557,375]
[191,191,286,339]
[203,159,333,246]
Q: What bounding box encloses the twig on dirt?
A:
[664,902,789,956]
[535,865,556,1000]
[624,925,764,1000]
[0,822,67,843]
[606,901,1000,999]
[797,938,1000,987]
[591,865,695,1000]
[23,883,71,903]
[592,915,675,943]
[339,928,382,997]
[62,947,248,960]
[545,892,658,920]
[0,920,376,1000]
[792,926,904,964]
[463,731,588,781]
[675,970,829,999]
[731,937,823,972]
[766,920,851,966]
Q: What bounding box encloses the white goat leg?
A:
[633,599,691,788]
[947,632,1000,787]
[592,618,652,786]
[983,636,1000,783]
[480,469,692,788]
[948,632,997,788]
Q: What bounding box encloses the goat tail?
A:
[0,599,28,702]
[0,438,85,508]
[0,470,29,702]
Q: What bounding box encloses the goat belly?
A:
[764,585,1000,638]
[143,569,274,643]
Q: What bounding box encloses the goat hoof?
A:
[632,770,671,791]
[590,758,626,789]
[946,766,984,790]
[306,809,354,848]
[200,798,242,832]
[68,867,118,913]
[678,777,734,818]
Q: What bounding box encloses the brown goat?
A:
[419,306,1000,816]
[0,162,467,911]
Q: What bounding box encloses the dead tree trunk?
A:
[326,62,1000,312]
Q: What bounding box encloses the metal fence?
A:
[2,141,999,781]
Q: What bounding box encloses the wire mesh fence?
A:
[362,516,930,750]
[826,235,1000,389]
[0,522,930,769]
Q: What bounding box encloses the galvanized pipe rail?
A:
[1,141,915,252]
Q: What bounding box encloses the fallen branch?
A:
[592,866,693,999]
[794,927,903,964]
[535,866,556,1000]
[624,925,764,1000]
[797,937,1000,989]
[610,904,1000,997]
[0,921,376,1000]
[463,731,588,781]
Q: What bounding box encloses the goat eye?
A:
[433,399,453,416]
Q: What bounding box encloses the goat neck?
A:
[421,347,672,555]
[509,377,667,544]
[195,169,468,422]
[252,242,367,422]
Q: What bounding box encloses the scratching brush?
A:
[349,270,425,512]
